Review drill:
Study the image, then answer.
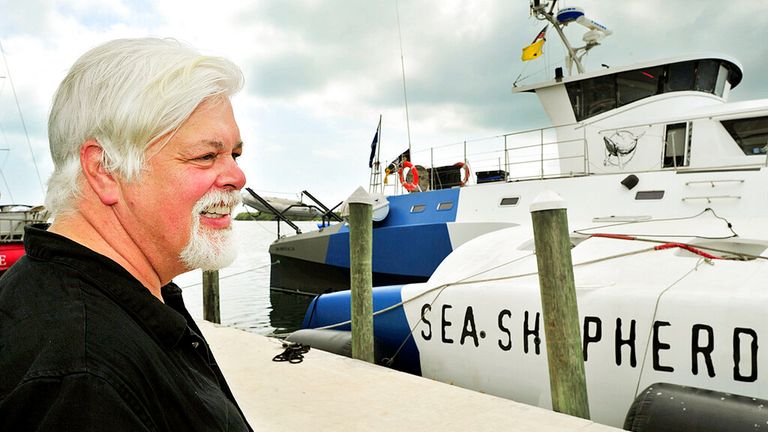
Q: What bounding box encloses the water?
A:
[175,220,318,336]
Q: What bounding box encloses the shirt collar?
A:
[23,224,189,347]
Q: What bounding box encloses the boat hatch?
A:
[635,190,665,200]
[499,197,521,206]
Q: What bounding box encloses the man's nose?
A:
[218,157,246,190]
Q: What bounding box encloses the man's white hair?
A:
[46,38,244,217]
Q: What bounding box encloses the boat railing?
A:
[410,122,589,187]
[0,205,48,243]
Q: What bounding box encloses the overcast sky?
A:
[0,0,766,208]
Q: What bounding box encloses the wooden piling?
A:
[347,186,374,363]
[530,191,590,419]
[203,269,221,324]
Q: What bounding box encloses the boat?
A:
[0,205,48,272]
[293,1,768,428]
[242,192,321,220]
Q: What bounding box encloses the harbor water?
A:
[176,220,318,336]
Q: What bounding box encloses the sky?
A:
[0,0,766,209]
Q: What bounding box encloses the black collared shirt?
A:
[0,225,253,431]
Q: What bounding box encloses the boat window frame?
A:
[662,122,692,168]
[721,115,768,156]
[410,204,426,213]
[436,201,454,211]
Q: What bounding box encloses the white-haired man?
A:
[0,38,253,431]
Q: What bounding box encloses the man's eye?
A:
[232,152,241,161]
[197,153,217,161]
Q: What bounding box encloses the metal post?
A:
[504,135,509,179]
[540,128,545,178]
[530,191,590,419]
[347,187,374,363]
[203,270,221,324]
[430,147,434,190]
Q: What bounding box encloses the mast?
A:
[395,0,412,157]
[368,115,383,194]
[529,0,611,76]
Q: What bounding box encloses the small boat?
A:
[241,192,321,219]
[0,205,48,272]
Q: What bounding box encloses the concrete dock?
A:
[199,321,623,431]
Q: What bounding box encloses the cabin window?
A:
[617,67,661,106]
[436,201,454,211]
[583,75,617,119]
[635,190,665,200]
[663,123,691,168]
[566,60,736,121]
[715,65,729,96]
[696,60,719,93]
[410,204,426,213]
[499,197,520,206]
[664,61,696,92]
[722,116,768,155]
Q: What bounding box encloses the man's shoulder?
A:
[0,258,156,396]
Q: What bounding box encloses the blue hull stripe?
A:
[303,285,421,375]
[325,188,460,277]
[325,223,453,277]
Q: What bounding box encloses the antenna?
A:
[528,2,611,75]
[395,0,413,156]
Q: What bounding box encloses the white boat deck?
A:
[198,320,622,432]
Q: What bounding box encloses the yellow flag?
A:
[521,39,545,61]
[521,26,547,62]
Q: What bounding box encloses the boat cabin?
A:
[512,55,768,176]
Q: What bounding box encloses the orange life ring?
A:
[454,161,470,186]
[398,161,419,192]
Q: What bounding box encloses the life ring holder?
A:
[455,161,471,186]
[398,161,420,192]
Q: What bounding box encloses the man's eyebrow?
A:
[194,140,243,151]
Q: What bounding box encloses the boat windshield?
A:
[566,59,731,121]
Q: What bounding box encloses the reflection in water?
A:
[268,290,315,336]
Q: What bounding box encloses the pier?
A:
[199,320,621,431]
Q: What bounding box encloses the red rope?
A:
[588,233,722,260]
[654,243,721,260]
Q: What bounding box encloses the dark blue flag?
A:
[368,116,381,168]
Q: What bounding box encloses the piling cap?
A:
[347,186,374,206]
[530,190,566,212]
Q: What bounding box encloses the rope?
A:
[574,208,739,240]
[177,261,279,289]
[272,342,310,364]
[633,258,709,396]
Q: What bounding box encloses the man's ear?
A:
[80,140,119,206]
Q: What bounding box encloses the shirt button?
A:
[191,341,200,349]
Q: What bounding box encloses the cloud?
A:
[1,0,767,207]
